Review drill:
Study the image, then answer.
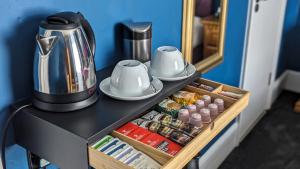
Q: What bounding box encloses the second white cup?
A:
[151,46,185,77]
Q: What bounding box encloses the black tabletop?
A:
[21,67,200,144]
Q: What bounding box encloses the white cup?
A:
[151,46,185,77]
[110,60,150,97]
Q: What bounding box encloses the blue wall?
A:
[203,0,249,87]
[0,0,182,168]
[277,0,300,77]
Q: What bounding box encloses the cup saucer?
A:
[99,77,163,101]
[145,61,196,81]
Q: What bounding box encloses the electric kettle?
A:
[33,12,98,112]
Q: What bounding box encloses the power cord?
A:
[1,104,32,169]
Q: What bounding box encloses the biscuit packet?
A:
[172,90,201,106]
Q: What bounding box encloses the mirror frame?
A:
[181,0,228,73]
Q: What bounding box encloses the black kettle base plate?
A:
[32,91,99,112]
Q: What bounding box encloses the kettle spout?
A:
[36,35,58,55]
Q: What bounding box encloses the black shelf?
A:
[14,66,200,169]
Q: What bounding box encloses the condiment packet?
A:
[172,90,200,106]
[125,152,144,166]
[98,138,120,152]
[142,110,160,120]
[141,133,182,156]
[169,131,192,146]
[134,154,161,169]
[116,122,139,135]
[156,99,182,118]
[119,149,139,163]
[141,133,165,147]
[114,146,134,161]
[91,135,113,149]
[127,127,152,140]
[106,142,129,157]
[156,139,182,156]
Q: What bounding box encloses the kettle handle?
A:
[78,12,96,57]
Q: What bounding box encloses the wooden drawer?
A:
[88,78,249,169]
[204,28,220,46]
[202,18,220,47]
[204,45,218,58]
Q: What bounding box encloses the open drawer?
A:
[88,78,249,169]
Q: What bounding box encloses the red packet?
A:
[116,122,139,135]
[141,133,165,147]
[127,127,151,141]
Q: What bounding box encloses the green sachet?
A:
[91,135,113,150]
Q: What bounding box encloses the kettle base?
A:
[32,90,99,112]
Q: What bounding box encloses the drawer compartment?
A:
[190,78,223,93]
[88,133,167,169]
[89,78,249,169]
[217,84,248,100]
[189,78,248,99]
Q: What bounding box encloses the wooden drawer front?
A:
[202,17,220,47]
[88,78,249,169]
[205,28,220,46]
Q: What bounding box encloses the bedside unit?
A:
[201,17,220,58]
[13,67,249,169]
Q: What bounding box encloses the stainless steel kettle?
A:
[33,12,98,112]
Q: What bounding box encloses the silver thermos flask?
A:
[123,22,152,63]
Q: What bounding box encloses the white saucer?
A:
[99,77,163,101]
[145,61,196,81]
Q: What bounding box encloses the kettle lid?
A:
[40,12,84,30]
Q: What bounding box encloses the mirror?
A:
[181,0,228,73]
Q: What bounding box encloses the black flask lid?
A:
[123,22,152,40]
